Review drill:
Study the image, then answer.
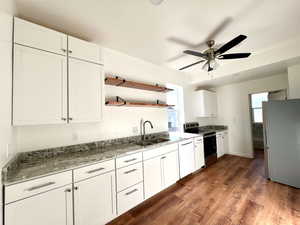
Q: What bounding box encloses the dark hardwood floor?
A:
[108,154,300,225]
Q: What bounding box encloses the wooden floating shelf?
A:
[105,76,173,93]
[105,100,174,108]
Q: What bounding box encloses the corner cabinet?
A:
[195,90,217,117]
[12,17,103,126]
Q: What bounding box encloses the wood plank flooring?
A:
[108,154,300,225]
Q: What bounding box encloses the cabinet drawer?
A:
[117,182,144,215]
[194,137,203,144]
[14,18,67,55]
[73,159,115,182]
[68,36,102,64]
[143,143,178,161]
[5,171,72,204]
[117,163,143,192]
[116,152,142,169]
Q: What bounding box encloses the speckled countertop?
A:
[3,132,202,186]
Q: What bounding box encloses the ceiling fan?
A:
[179,35,251,72]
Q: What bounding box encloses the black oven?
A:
[203,132,217,166]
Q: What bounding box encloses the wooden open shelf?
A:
[105,76,173,93]
[105,99,174,108]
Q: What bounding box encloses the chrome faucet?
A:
[141,119,153,141]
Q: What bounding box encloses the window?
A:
[250,92,268,123]
[166,84,184,132]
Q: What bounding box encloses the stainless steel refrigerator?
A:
[263,99,300,188]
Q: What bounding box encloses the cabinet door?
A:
[74,171,116,225]
[143,157,162,199]
[162,151,179,189]
[14,18,67,55]
[13,45,68,125]
[68,36,102,64]
[216,133,224,158]
[68,58,103,123]
[194,138,205,170]
[179,141,195,178]
[5,185,73,225]
[223,132,229,154]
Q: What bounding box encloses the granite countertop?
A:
[3,132,199,186]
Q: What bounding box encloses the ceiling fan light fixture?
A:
[150,0,164,5]
[202,59,219,72]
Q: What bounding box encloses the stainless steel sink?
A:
[135,138,170,146]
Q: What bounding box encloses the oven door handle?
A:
[204,134,216,138]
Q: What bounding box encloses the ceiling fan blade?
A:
[205,17,233,42]
[218,53,251,59]
[167,53,186,62]
[167,37,195,47]
[179,60,205,71]
[215,35,247,55]
[183,50,207,59]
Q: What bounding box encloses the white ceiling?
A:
[4,0,300,78]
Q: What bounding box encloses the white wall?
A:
[0,11,15,225]
[14,48,188,152]
[288,64,300,99]
[215,73,288,158]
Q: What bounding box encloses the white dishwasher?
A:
[179,139,195,178]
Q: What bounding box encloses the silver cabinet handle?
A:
[124,158,137,163]
[74,186,79,190]
[181,141,193,146]
[69,117,73,121]
[124,169,137,174]
[61,117,67,121]
[26,182,55,191]
[61,48,67,53]
[68,50,73,54]
[125,188,138,196]
[161,156,166,159]
[86,167,105,174]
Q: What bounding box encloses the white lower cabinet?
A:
[161,150,179,189]
[144,156,163,199]
[144,149,179,199]
[5,184,73,225]
[217,131,229,158]
[179,140,195,178]
[117,182,144,215]
[194,137,205,170]
[73,171,116,225]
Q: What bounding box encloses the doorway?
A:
[249,89,287,158]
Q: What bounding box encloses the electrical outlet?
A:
[72,132,79,141]
[132,126,139,134]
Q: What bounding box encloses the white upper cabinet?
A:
[68,58,103,123]
[13,45,68,126]
[14,17,67,55]
[195,90,217,117]
[68,36,103,64]
[5,185,73,225]
[73,171,116,225]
